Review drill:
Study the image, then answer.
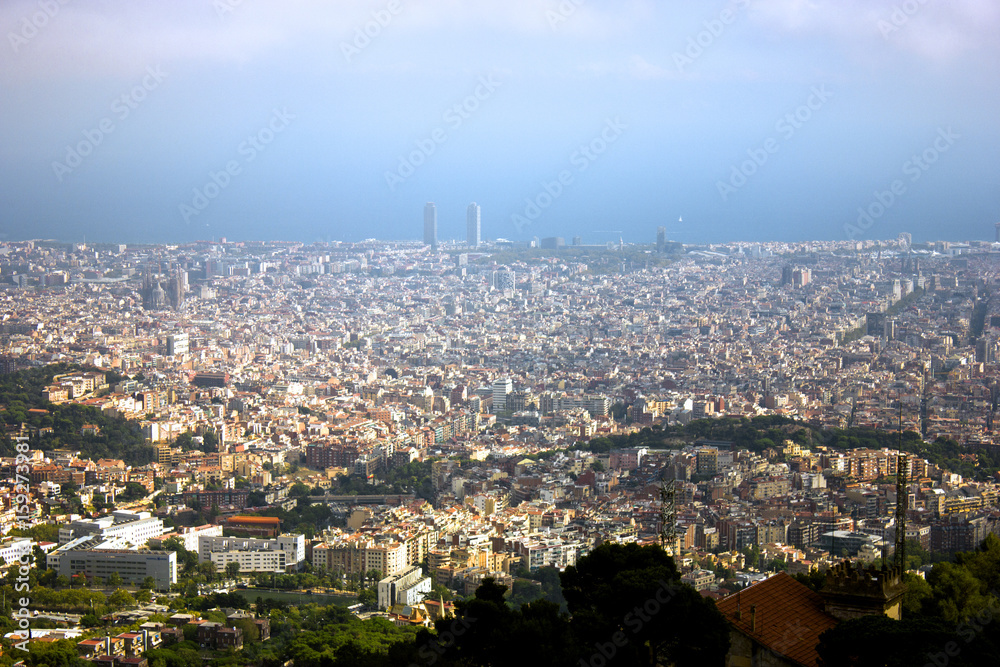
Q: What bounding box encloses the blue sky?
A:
[1,0,998,245]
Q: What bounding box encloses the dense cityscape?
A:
[3,1,1000,664]
[2,229,1000,666]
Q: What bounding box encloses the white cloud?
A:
[748,0,1000,64]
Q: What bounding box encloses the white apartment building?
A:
[198,534,305,573]
[148,524,224,552]
[377,565,432,609]
[59,510,164,547]
[0,537,34,565]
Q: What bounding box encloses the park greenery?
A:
[0,363,150,465]
[575,414,1000,481]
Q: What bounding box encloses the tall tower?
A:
[656,226,666,252]
[659,478,678,556]
[994,222,1000,243]
[492,377,512,413]
[424,203,437,249]
[467,203,481,247]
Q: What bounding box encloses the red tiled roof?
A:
[227,516,280,524]
[715,572,838,667]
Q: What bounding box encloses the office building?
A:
[56,549,177,591]
[657,226,666,252]
[492,377,512,413]
[424,203,437,249]
[165,332,189,357]
[467,202,481,247]
[781,265,793,286]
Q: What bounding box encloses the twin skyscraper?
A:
[423,202,481,249]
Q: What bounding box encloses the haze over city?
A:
[2,0,999,245]
[8,5,1000,666]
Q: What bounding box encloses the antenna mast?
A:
[659,478,678,556]
[894,399,908,570]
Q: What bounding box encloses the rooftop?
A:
[715,572,838,667]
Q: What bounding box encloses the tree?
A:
[358,587,377,607]
[225,562,242,579]
[560,542,730,666]
[107,571,123,587]
[413,578,575,667]
[816,616,959,667]
[202,429,219,452]
[108,588,136,610]
[199,561,219,581]
[289,482,312,497]
[162,537,198,571]
[121,482,148,502]
[924,562,993,624]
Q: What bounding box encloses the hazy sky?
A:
[2,0,998,245]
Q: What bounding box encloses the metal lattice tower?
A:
[893,398,907,571]
[894,453,908,570]
[659,479,677,555]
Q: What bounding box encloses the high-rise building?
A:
[166,332,189,357]
[467,203,481,247]
[780,266,793,286]
[424,203,437,249]
[657,226,667,252]
[492,377,512,413]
